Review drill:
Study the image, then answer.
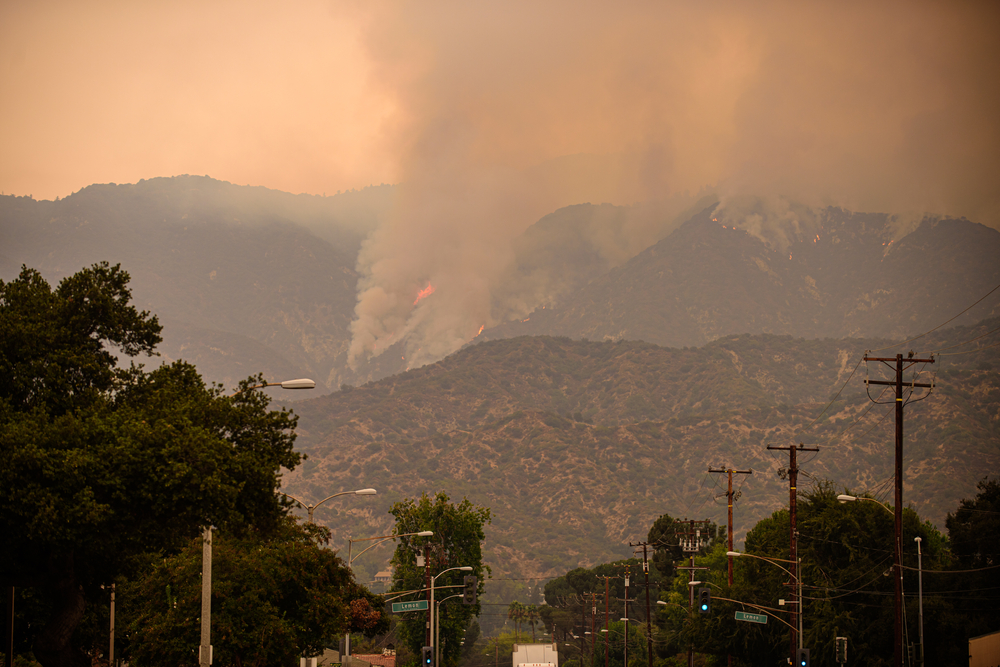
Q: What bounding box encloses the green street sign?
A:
[392,600,429,613]
[734,611,767,624]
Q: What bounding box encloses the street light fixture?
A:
[282,488,377,524]
[837,494,894,514]
[347,531,434,569]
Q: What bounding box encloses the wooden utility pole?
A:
[627,542,655,667]
[767,443,817,664]
[424,545,432,647]
[708,466,752,667]
[708,467,753,586]
[674,519,711,667]
[596,575,615,667]
[864,352,935,667]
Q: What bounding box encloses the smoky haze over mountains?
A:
[4,178,1000,394]
[3,2,1000,380]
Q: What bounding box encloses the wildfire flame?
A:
[473,324,485,338]
[413,283,435,305]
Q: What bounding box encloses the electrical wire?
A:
[930,324,1000,354]
[935,340,1000,357]
[866,282,1000,353]
[801,356,865,431]
[821,386,891,444]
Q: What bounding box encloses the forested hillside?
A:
[284,318,1000,578]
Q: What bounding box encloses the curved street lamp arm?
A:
[281,493,308,510]
[313,490,359,510]
[858,496,895,515]
[732,552,797,580]
[351,537,399,564]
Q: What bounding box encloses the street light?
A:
[199,377,317,667]
[915,537,924,667]
[728,551,802,658]
[837,494,894,514]
[436,594,464,665]
[431,566,473,663]
[347,531,434,569]
[282,488,377,524]
[343,530,433,659]
[838,493,904,666]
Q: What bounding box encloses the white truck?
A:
[512,643,558,667]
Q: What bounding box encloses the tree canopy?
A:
[122,517,387,666]
[388,492,491,667]
[0,264,303,667]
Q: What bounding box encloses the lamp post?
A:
[437,594,464,666]
[727,551,801,655]
[432,566,473,661]
[838,493,903,664]
[343,530,433,659]
[283,488,378,524]
[619,617,642,667]
[200,378,316,667]
[915,537,924,667]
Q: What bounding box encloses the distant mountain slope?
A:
[284,319,1000,578]
[480,206,1000,346]
[0,176,394,392]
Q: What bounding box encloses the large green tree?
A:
[122,517,388,666]
[388,493,491,667]
[0,264,302,667]
[941,477,1000,662]
[671,483,950,666]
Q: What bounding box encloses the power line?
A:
[930,324,1000,354]
[866,282,1000,353]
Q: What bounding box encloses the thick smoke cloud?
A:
[347,1,1000,368]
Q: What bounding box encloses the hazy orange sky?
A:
[4,0,1000,367]
[3,1,999,220]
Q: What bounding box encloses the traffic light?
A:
[463,575,478,604]
[796,648,810,666]
[422,646,434,667]
[696,587,711,614]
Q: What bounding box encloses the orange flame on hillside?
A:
[413,283,435,305]
[473,324,485,338]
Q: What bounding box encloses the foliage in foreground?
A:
[0,264,301,666]
[122,517,387,667]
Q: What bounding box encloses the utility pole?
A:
[424,545,431,647]
[674,519,711,667]
[766,443,817,665]
[627,542,655,667]
[708,466,752,667]
[595,576,614,667]
[864,352,934,667]
[707,467,753,586]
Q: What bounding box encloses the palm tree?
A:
[526,604,540,642]
[508,600,524,639]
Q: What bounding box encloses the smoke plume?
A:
[345,1,1000,368]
